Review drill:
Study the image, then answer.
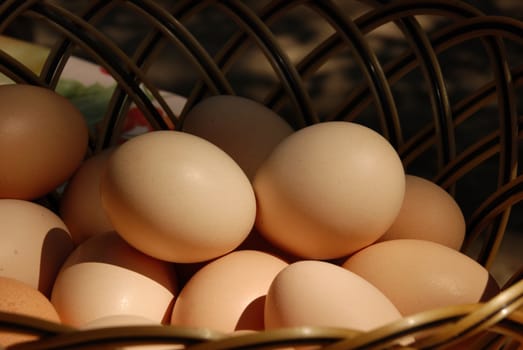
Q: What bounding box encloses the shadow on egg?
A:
[235,295,266,331]
[162,297,175,325]
[39,227,74,296]
[236,228,301,264]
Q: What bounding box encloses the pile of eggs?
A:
[0,84,499,347]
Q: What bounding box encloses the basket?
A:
[0,0,522,349]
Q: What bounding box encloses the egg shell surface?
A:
[182,95,294,181]
[253,121,405,259]
[59,148,115,245]
[378,174,465,250]
[0,84,88,199]
[171,250,288,333]
[342,239,499,316]
[51,232,177,326]
[0,276,62,347]
[264,260,402,331]
[100,130,256,263]
[0,199,73,296]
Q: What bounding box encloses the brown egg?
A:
[342,239,500,316]
[0,199,74,296]
[100,130,256,263]
[0,84,88,200]
[171,250,288,333]
[182,95,294,181]
[0,276,61,347]
[377,174,466,250]
[59,149,115,245]
[264,260,402,331]
[253,121,405,259]
[51,232,178,327]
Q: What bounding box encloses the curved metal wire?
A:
[394,17,455,170]
[306,0,402,148]
[186,327,361,350]
[0,49,44,85]
[322,304,479,350]
[214,0,318,128]
[0,0,37,33]
[6,325,224,350]
[0,311,74,338]
[415,280,523,349]
[177,0,299,127]
[125,0,234,96]
[0,0,522,348]
[38,1,114,89]
[19,2,172,131]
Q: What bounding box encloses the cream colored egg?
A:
[171,250,288,333]
[264,260,402,331]
[342,239,499,316]
[0,84,88,200]
[182,95,294,181]
[0,199,74,296]
[253,121,405,259]
[0,276,62,347]
[100,130,256,263]
[59,149,115,245]
[377,175,465,250]
[51,232,177,327]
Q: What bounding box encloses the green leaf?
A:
[56,79,115,131]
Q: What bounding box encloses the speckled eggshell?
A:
[100,130,256,263]
[264,260,402,331]
[0,276,62,347]
[171,250,288,333]
[253,121,405,259]
[182,95,294,181]
[0,199,74,297]
[51,232,178,327]
[342,239,500,316]
[377,175,466,250]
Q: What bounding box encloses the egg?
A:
[253,121,405,259]
[50,232,178,327]
[342,239,500,316]
[264,260,402,331]
[170,250,288,333]
[0,276,61,347]
[0,199,74,296]
[0,84,88,200]
[182,95,294,181]
[100,130,256,263]
[377,174,466,250]
[59,148,115,245]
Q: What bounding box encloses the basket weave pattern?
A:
[0,0,522,349]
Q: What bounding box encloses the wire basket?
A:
[0,0,522,349]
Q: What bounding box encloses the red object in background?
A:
[99,66,111,76]
[123,107,152,131]
[119,106,156,142]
